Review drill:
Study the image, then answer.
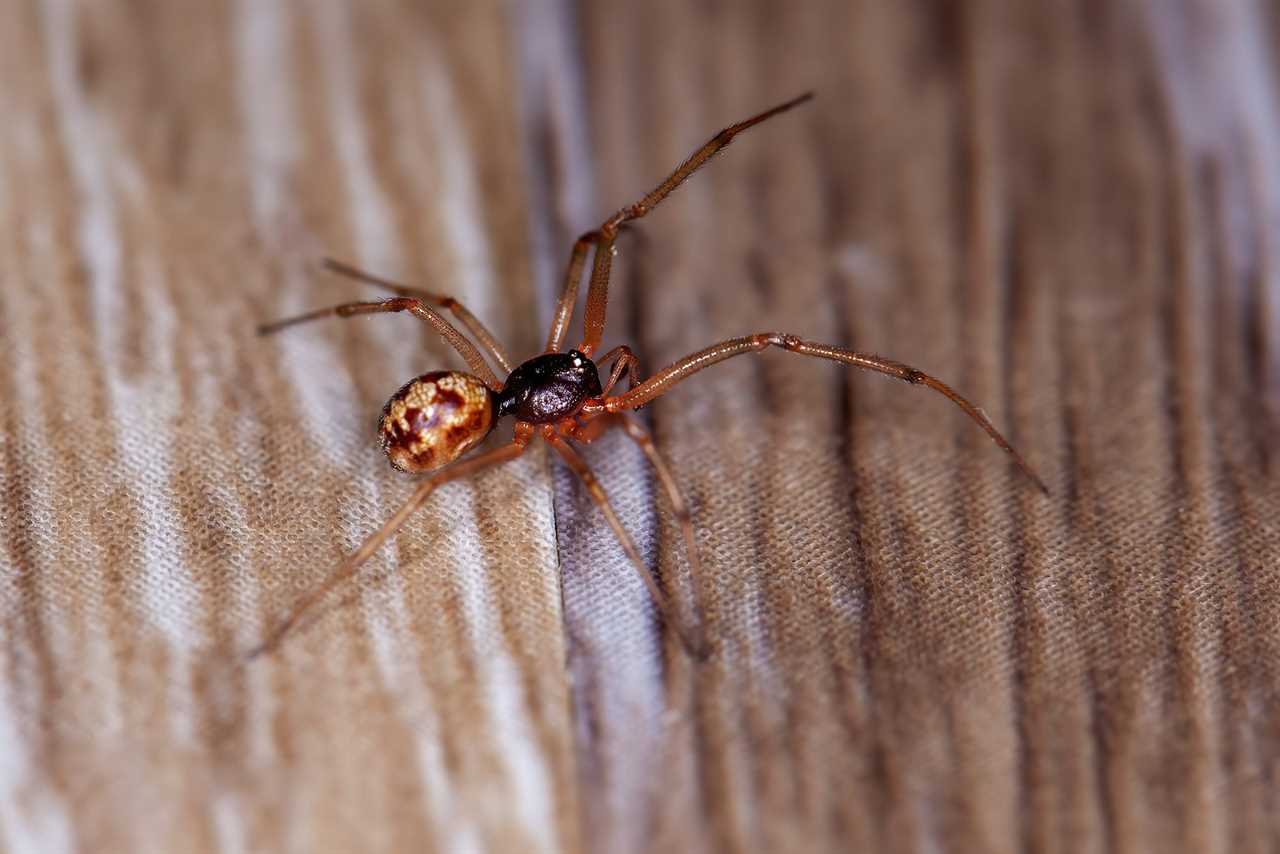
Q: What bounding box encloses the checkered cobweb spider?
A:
[250,93,1046,659]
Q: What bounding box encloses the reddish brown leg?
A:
[571,413,707,649]
[583,332,1049,494]
[247,437,530,660]
[577,93,814,355]
[594,345,641,396]
[578,233,616,356]
[545,232,604,354]
[259,297,503,390]
[321,258,514,373]
[546,433,707,656]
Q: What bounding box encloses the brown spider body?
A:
[378,352,606,475]
[252,92,1048,660]
[380,371,494,473]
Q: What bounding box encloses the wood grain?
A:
[2,1,1278,852]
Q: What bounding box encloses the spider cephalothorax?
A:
[495,351,602,423]
[254,92,1047,659]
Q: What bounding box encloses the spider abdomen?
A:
[380,371,495,472]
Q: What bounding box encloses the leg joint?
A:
[751,332,802,350]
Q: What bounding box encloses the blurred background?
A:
[2,1,1278,852]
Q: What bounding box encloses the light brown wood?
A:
[2,1,1278,852]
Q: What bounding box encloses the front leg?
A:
[581,332,1049,494]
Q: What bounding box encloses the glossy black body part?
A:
[496,351,603,423]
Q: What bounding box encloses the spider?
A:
[250,92,1046,659]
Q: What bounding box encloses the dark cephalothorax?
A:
[495,351,602,423]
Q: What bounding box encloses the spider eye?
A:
[379,371,495,472]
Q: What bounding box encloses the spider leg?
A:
[321,258,514,373]
[259,297,503,390]
[546,433,708,657]
[545,231,603,354]
[584,332,1049,494]
[571,413,707,650]
[577,92,814,355]
[545,224,650,353]
[246,438,529,660]
[593,345,641,396]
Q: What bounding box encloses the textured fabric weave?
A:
[3,1,1279,853]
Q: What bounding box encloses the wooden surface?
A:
[2,1,1279,852]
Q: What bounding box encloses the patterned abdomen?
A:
[379,371,495,472]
